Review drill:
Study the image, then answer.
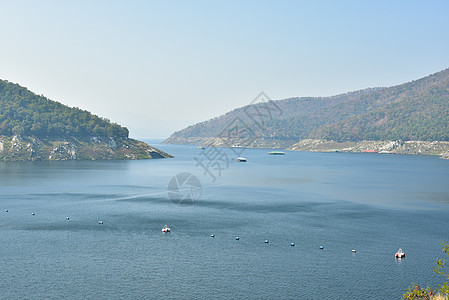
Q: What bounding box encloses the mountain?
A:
[0,79,172,161]
[164,68,449,150]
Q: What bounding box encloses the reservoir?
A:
[1,142,448,299]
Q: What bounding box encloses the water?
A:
[1,142,448,299]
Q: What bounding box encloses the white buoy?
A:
[66,217,70,220]
[5,210,8,212]
[32,213,35,216]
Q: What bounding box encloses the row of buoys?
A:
[2,210,103,224]
[2,214,361,253]
[226,236,356,252]
[1,214,359,253]
[1,214,359,252]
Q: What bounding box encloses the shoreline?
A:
[163,137,449,159]
[287,139,449,159]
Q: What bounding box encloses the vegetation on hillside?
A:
[0,79,129,138]
[165,68,449,145]
[403,241,449,300]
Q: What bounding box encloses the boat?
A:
[395,248,405,258]
[379,150,394,154]
[236,157,247,162]
[327,149,339,152]
[162,225,171,233]
[231,145,243,148]
[197,146,205,150]
[268,151,285,155]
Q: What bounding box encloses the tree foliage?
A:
[0,79,129,138]
[403,241,449,299]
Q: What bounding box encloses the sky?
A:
[0,0,448,139]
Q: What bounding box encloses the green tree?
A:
[403,241,449,299]
[434,241,449,295]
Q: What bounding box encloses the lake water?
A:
[1,142,448,299]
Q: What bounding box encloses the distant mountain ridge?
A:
[164,68,449,148]
[0,79,171,161]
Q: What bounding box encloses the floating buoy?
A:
[5,210,8,212]
[211,234,215,238]
[290,243,295,247]
[235,237,240,240]
[352,249,356,253]
[66,217,70,220]
[98,221,103,224]
[319,245,324,249]
[32,213,35,216]
[264,240,269,244]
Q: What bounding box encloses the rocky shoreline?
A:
[287,139,449,159]
[0,135,172,161]
[163,136,449,159]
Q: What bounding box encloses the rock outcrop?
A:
[0,135,172,161]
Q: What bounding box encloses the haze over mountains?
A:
[164,68,449,148]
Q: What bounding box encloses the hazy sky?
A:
[1,0,448,138]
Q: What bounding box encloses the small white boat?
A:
[236,157,247,162]
[162,225,171,233]
[379,150,394,154]
[268,151,285,155]
[395,248,405,258]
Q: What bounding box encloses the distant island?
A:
[164,68,449,159]
[0,79,172,161]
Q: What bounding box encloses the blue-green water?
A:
[1,143,448,299]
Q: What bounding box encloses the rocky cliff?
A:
[0,135,172,161]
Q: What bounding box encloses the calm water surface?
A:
[1,142,448,299]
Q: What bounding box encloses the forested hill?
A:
[0,79,128,138]
[164,68,449,147]
[0,80,172,161]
